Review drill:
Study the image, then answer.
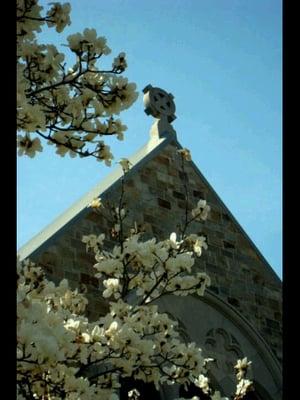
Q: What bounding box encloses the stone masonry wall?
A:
[33,139,282,364]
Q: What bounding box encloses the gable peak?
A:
[143,84,177,141]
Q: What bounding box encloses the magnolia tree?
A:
[17,153,254,400]
[17,1,254,399]
[17,0,138,164]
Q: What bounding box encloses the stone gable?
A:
[22,137,282,366]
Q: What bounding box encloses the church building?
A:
[18,86,282,400]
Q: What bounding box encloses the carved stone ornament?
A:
[143,84,176,122]
[143,84,177,139]
[204,328,243,374]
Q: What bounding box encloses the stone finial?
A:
[143,84,177,139]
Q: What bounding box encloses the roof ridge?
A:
[18,134,175,260]
[19,133,281,284]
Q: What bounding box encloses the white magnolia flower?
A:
[17,134,43,158]
[128,388,140,399]
[97,142,114,166]
[103,278,121,299]
[234,357,252,380]
[234,357,252,371]
[114,119,127,140]
[112,52,127,72]
[94,258,123,278]
[17,104,46,132]
[194,374,210,394]
[91,325,103,341]
[193,236,208,257]
[191,199,211,221]
[105,320,119,337]
[82,234,105,252]
[235,379,253,397]
[177,148,192,161]
[64,98,83,118]
[89,197,102,209]
[169,232,180,248]
[118,158,131,173]
[67,28,111,55]
[46,2,71,33]
[108,77,138,111]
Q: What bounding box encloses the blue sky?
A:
[17,0,282,278]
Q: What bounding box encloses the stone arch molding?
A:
[157,291,282,400]
[205,327,244,375]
